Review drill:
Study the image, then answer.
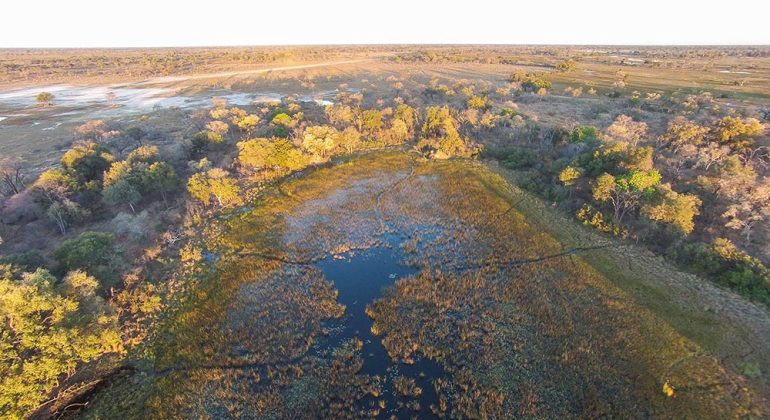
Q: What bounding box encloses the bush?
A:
[670,239,770,306]
[569,125,599,143]
[499,149,537,170]
[0,251,45,272]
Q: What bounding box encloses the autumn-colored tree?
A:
[74,120,109,141]
[187,168,242,208]
[233,114,260,136]
[301,125,339,160]
[325,104,355,127]
[720,175,770,244]
[237,138,308,171]
[467,95,492,111]
[642,184,702,235]
[0,267,119,417]
[711,116,765,151]
[658,117,710,153]
[35,91,54,106]
[559,166,582,187]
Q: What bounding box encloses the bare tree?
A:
[0,157,27,196]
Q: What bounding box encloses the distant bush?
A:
[508,71,552,92]
[670,238,770,306]
[569,125,599,143]
[499,149,537,170]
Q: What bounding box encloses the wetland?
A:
[82,152,765,418]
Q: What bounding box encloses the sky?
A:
[1,0,769,48]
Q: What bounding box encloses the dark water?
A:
[315,236,446,418]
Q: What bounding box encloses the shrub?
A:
[53,231,116,275]
[670,238,770,305]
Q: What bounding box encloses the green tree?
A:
[358,110,384,135]
[592,170,661,224]
[143,161,178,203]
[103,178,142,213]
[60,141,114,184]
[46,199,89,235]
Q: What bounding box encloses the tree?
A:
[143,161,178,203]
[271,113,294,128]
[35,91,54,106]
[233,115,259,136]
[417,106,479,159]
[711,117,765,152]
[0,156,26,196]
[569,125,599,143]
[337,127,362,154]
[31,169,83,235]
[358,109,384,135]
[0,267,119,417]
[721,177,770,244]
[74,120,108,141]
[604,115,647,145]
[124,127,145,146]
[301,125,339,160]
[394,104,417,134]
[102,146,170,211]
[556,59,577,72]
[60,141,114,183]
[237,138,308,171]
[187,168,242,208]
[659,117,709,153]
[46,199,89,235]
[53,231,115,274]
[467,95,491,110]
[592,170,661,224]
[559,166,582,187]
[694,142,730,171]
[103,178,142,213]
[642,184,702,235]
[325,105,355,127]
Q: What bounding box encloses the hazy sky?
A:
[2,0,769,47]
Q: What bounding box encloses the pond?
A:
[314,234,446,417]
